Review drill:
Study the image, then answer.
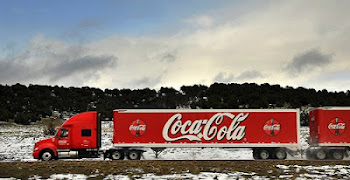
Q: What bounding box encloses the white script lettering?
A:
[328,123,345,130]
[129,125,146,131]
[263,124,280,131]
[162,113,248,141]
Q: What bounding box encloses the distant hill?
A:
[1,83,349,125]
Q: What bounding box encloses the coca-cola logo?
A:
[328,118,345,135]
[129,119,146,136]
[162,113,248,142]
[263,119,280,136]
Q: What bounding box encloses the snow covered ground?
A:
[0,122,46,161]
[0,121,310,161]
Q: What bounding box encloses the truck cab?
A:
[33,112,101,161]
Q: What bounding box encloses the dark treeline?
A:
[1,83,350,125]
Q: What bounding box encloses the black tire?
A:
[40,149,55,161]
[253,149,260,159]
[110,150,124,160]
[259,149,270,160]
[127,150,141,160]
[305,149,313,160]
[314,149,327,160]
[275,148,287,160]
[330,150,344,160]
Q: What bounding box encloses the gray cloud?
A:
[160,52,177,63]
[213,72,235,83]
[0,60,33,82]
[131,70,167,89]
[45,55,116,82]
[133,74,163,88]
[237,70,263,80]
[213,70,263,83]
[285,48,334,74]
[0,37,117,86]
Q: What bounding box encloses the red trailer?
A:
[33,109,300,161]
[308,107,350,160]
[112,109,300,160]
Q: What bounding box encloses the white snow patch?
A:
[25,172,260,180]
[276,164,350,179]
[104,172,259,180]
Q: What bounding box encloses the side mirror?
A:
[55,127,61,138]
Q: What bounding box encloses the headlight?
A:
[33,143,38,151]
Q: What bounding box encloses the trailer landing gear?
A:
[151,148,166,158]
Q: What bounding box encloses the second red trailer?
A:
[308,107,350,160]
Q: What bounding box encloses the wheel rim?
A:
[316,150,326,159]
[129,152,139,160]
[42,152,52,161]
[332,151,343,160]
[276,150,287,159]
[112,151,121,160]
[260,150,269,159]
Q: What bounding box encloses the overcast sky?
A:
[1,0,350,92]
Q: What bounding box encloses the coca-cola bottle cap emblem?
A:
[263,119,281,136]
[129,119,146,136]
[328,118,345,135]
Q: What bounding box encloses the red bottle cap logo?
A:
[129,119,146,136]
[263,119,280,136]
[328,118,345,135]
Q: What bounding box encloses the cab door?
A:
[57,128,71,149]
[80,128,93,148]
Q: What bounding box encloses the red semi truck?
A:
[32,107,350,161]
[33,109,301,161]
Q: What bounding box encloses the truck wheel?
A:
[275,148,287,160]
[330,150,344,160]
[314,149,327,160]
[253,149,260,159]
[111,150,124,160]
[40,149,54,161]
[127,150,141,160]
[305,149,313,160]
[259,149,270,159]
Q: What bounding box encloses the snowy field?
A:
[3,122,350,179]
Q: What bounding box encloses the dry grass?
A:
[1,160,350,179]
